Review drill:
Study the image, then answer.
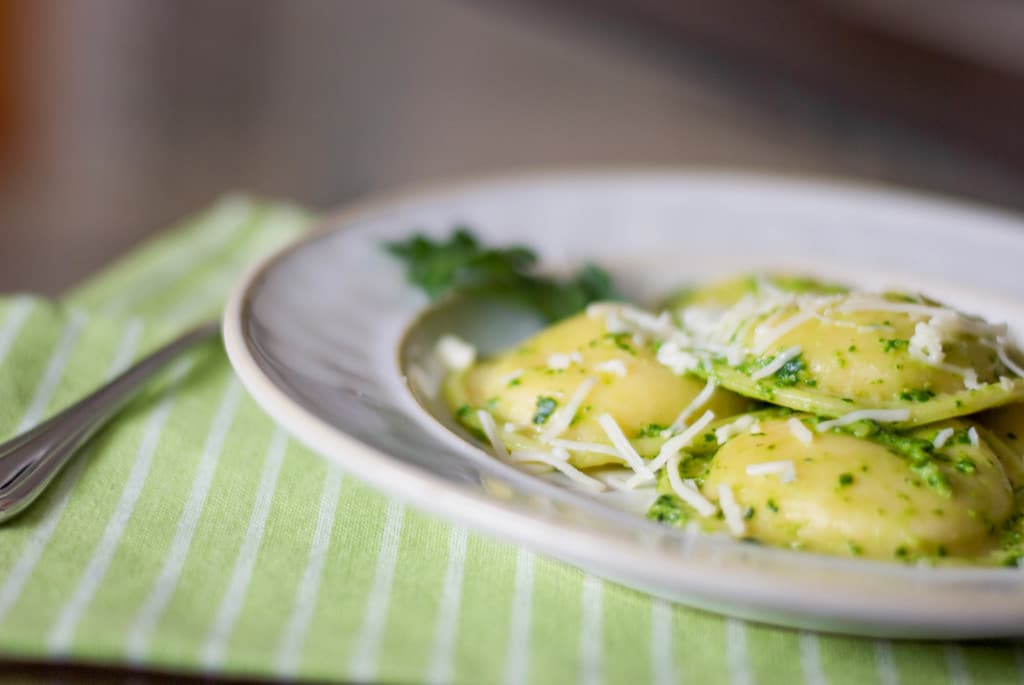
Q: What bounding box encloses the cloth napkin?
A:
[0,196,1020,685]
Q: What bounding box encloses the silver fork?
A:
[0,322,220,523]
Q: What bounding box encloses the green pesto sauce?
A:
[531,396,558,425]
[738,352,814,390]
[647,494,690,525]
[880,338,909,353]
[827,420,954,497]
[899,388,936,403]
[603,332,637,355]
[636,423,668,439]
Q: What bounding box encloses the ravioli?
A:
[651,415,1014,561]
[667,291,1024,426]
[444,310,753,469]
[977,403,1024,488]
[437,266,1024,565]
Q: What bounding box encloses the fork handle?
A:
[0,321,220,523]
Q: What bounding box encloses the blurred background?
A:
[2,0,1023,294]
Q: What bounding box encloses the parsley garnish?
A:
[636,423,668,439]
[385,229,615,321]
[880,338,909,353]
[773,355,806,387]
[955,458,977,474]
[898,388,935,402]
[647,494,688,525]
[604,332,636,355]
[532,396,558,425]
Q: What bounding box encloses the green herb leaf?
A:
[880,338,909,353]
[532,396,559,425]
[898,388,936,403]
[646,494,689,525]
[773,354,805,387]
[955,458,977,474]
[636,423,668,439]
[385,228,616,321]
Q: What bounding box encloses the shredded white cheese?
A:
[648,410,717,474]
[821,294,1014,391]
[683,290,1014,396]
[931,308,1006,338]
[509,448,605,493]
[717,484,746,537]
[724,345,746,366]
[656,341,701,375]
[968,426,980,447]
[587,302,687,343]
[477,410,508,461]
[595,359,628,377]
[602,311,629,334]
[748,420,761,434]
[499,369,523,385]
[548,438,620,458]
[597,413,655,480]
[745,460,796,483]
[669,379,717,431]
[752,311,815,354]
[666,453,716,517]
[932,427,954,449]
[547,353,573,370]
[749,345,803,381]
[681,306,725,339]
[815,409,910,432]
[714,415,758,444]
[596,468,655,491]
[907,347,981,389]
[996,341,1024,379]
[787,417,813,446]
[540,377,597,441]
[909,320,945,365]
[1000,376,1015,391]
[437,334,476,371]
[625,410,718,490]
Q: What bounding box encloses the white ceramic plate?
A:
[222,170,1024,639]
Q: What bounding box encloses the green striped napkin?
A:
[0,196,1021,684]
